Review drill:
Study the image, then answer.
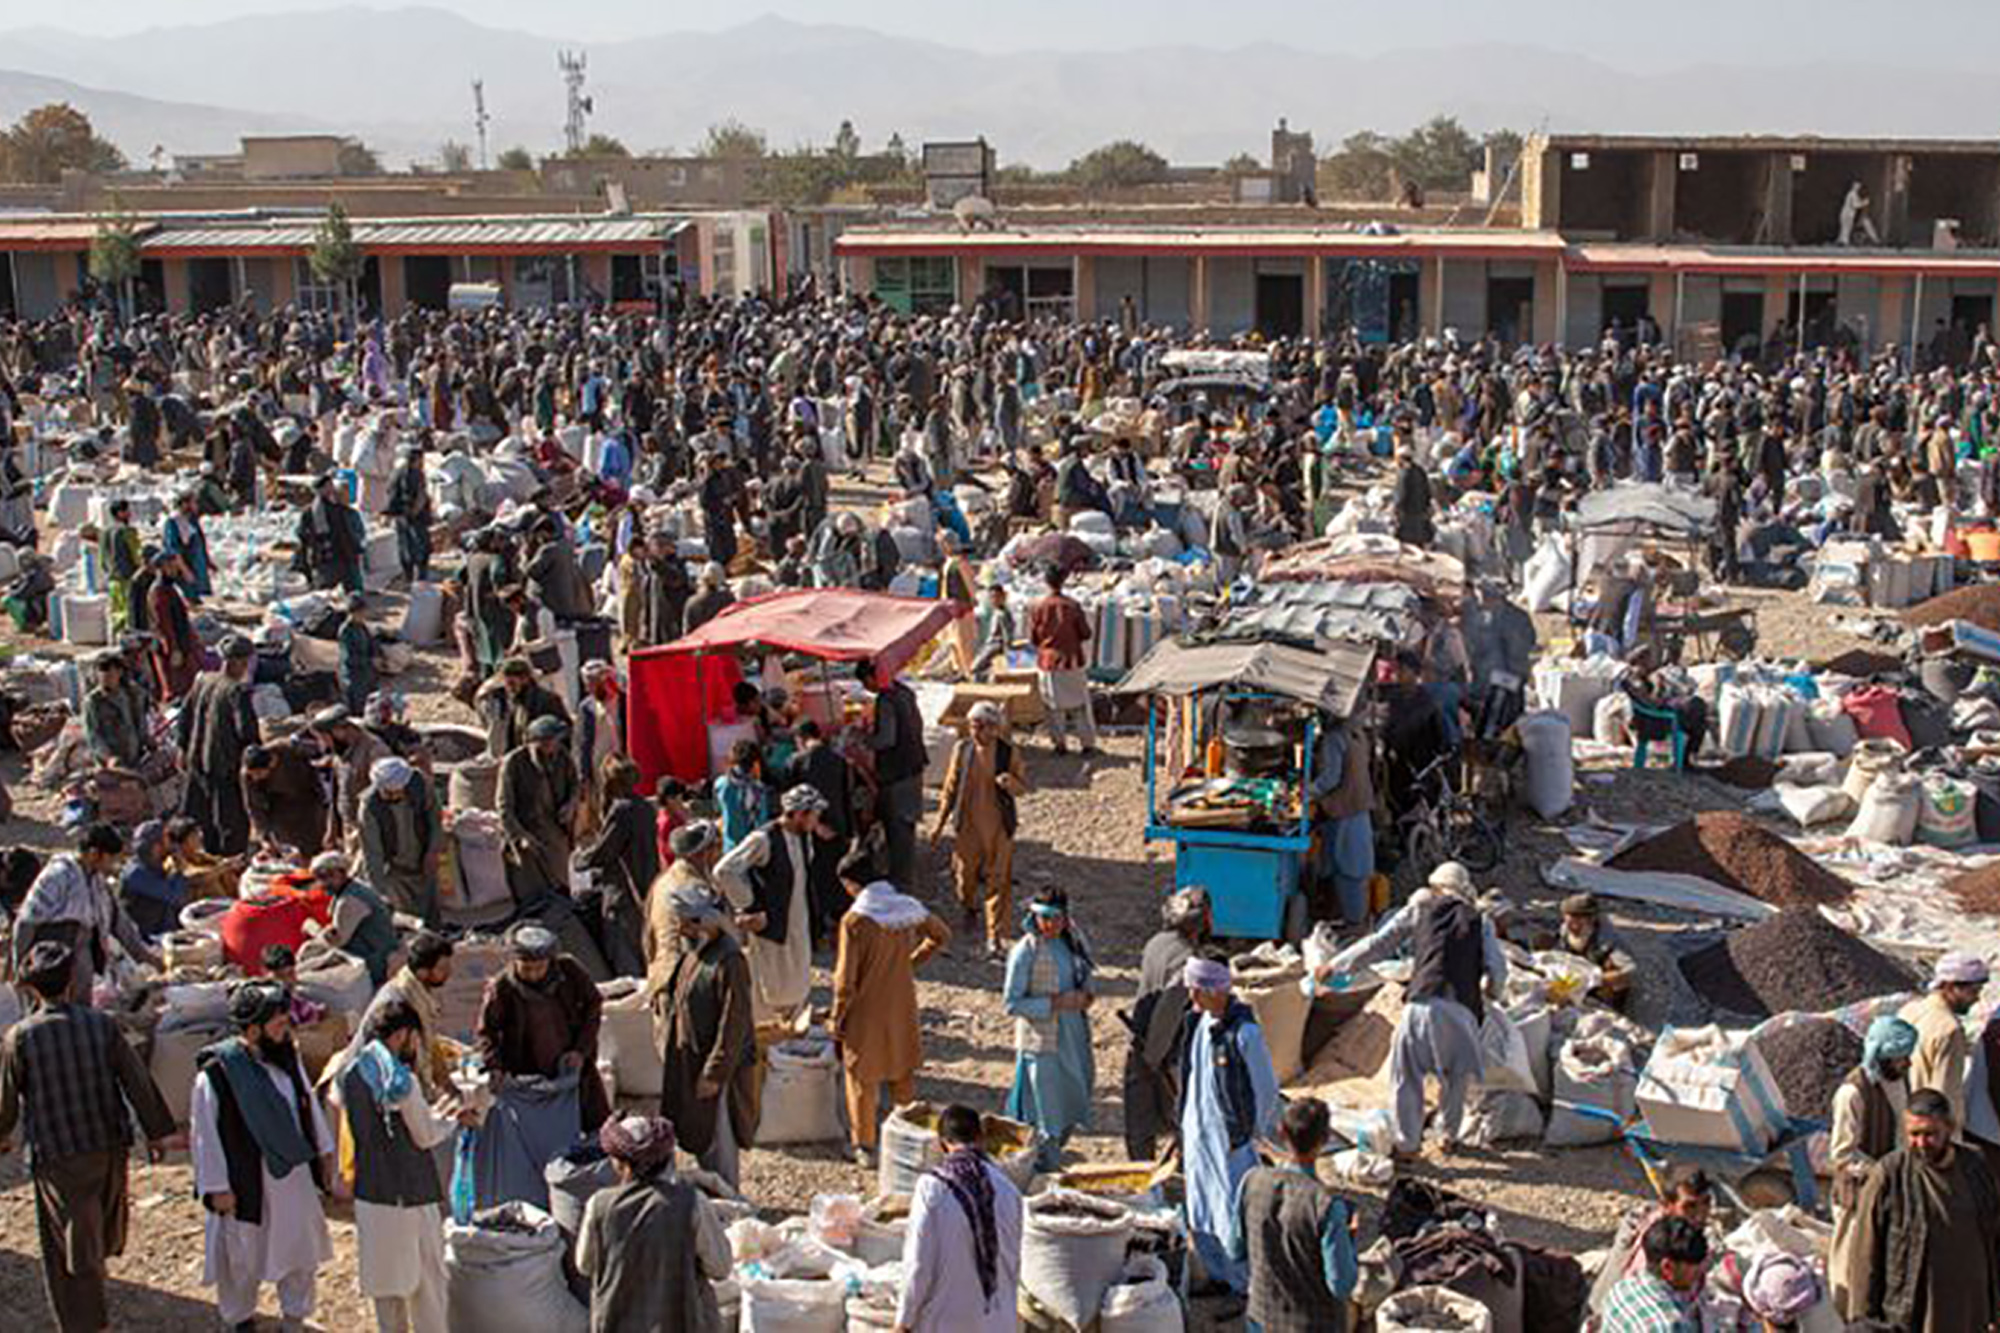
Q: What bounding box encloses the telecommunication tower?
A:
[559,50,593,155]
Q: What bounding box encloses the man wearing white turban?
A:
[1178,954,1280,1297]
[359,754,444,927]
[1901,951,1989,1130]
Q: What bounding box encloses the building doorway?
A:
[1721,291,1764,357]
[1953,293,1995,340]
[1388,270,1421,341]
[1600,284,1650,340]
[1487,276,1534,344]
[403,255,452,311]
[187,257,234,313]
[1255,272,1303,338]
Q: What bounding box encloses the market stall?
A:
[1567,484,1751,662]
[1116,636,1375,941]
[627,589,963,786]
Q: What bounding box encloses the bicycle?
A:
[1395,752,1505,889]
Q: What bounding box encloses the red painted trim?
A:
[834,238,1562,261]
[138,242,667,260]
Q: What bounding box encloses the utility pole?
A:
[471,79,490,170]
[558,50,593,156]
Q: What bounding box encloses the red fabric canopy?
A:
[627,590,962,785]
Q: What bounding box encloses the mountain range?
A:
[0,7,1994,170]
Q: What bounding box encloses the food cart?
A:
[1116,636,1375,941]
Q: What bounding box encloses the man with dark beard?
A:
[1851,1088,2000,1332]
[191,982,341,1333]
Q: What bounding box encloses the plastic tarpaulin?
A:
[627,590,960,786]
[473,1071,582,1212]
[1573,484,1717,536]
[1115,637,1374,717]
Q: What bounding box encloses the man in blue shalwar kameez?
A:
[1004,890,1096,1171]
[1179,955,1280,1296]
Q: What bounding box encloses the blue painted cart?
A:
[1143,692,1315,941]
[1117,636,1376,943]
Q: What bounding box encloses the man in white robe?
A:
[1179,956,1281,1296]
[897,1102,1025,1333]
[714,784,824,1024]
[191,982,341,1332]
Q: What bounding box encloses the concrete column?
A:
[583,253,612,299]
[378,256,407,317]
[1532,261,1558,344]
[1763,152,1796,245]
[1306,255,1325,336]
[162,259,189,315]
[1878,155,1911,248]
[1876,275,1907,357]
[1073,255,1094,322]
[1764,274,1791,337]
[1430,256,1446,335]
[1649,271,1677,341]
[269,256,296,309]
[1648,152,1678,240]
[1192,256,1209,333]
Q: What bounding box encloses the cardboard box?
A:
[1635,1025,1788,1153]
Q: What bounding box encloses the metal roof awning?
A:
[1566,241,2000,278]
[1225,581,1428,647]
[0,218,153,251]
[139,214,688,259]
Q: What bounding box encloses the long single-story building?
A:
[834,221,2000,357]
[0,209,789,319]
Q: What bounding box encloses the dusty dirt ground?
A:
[0,462,1907,1329]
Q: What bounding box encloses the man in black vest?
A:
[1385,861,1509,1158]
[578,1114,733,1333]
[190,982,342,1332]
[338,999,475,1333]
[861,659,927,892]
[1232,1098,1360,1333]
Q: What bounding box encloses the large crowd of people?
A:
[0,281,1994,1332]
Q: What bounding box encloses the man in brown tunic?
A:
[654,882,756,1189]
[498,714,579,908]
[242,741,329,858]
[932,702,1028,956]
[830,849,951,1166]
[476,924,609,1131]
[1851,1088,2000,1332]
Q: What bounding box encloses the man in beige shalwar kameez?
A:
[933,703,1027,956]
[830,850,951,1166]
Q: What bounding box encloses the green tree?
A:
[832,119,861,160]
[573,133,629,158]
[438,140,473,172]
[761,150,842,207]
[701,120,768,160]
[496,146,536,171]
[88,209,142,323]
[309,202,366,319]
[1392,115,1482,192]
[1067,140,1169,191]
[337,141,383,176]
[885,132,909,168]
[1221,151,1262,178]
[1319,130,1394,199]
[0,103,124,183]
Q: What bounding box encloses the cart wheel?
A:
[1282,892,1310,944]
[1736,1169,1795,1211]
[1719,622,1757,661]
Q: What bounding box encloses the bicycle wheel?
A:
[1446,808,1504,875]
[1399,816,1444,891]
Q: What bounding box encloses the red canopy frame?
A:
[626,589,963,785]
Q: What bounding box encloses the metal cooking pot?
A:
[1222,725,1292,778]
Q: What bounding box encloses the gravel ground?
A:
[0,468,1896,1328]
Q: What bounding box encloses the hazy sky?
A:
[3,0,1994,69]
